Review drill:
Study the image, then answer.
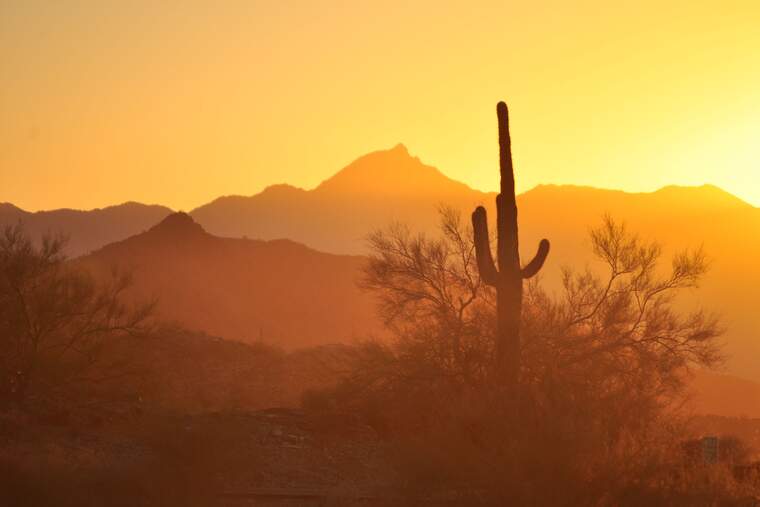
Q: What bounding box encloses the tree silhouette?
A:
[0,224,152,410]
[343,209,725,503]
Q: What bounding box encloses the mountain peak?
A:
[391,142,409,154]
[260,183,307,196]
[148,212,207,237]
[0,202,25,215]
[314,144,471,196]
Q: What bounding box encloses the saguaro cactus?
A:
[472,102,550,387]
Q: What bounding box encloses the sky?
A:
[1,0,758,211]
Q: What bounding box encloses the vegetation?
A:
[0,224,152,413]
[310,209,755,505]
[0,214,756,506]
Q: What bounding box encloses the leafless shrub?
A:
[0,224,153,413]
[317,209,744,504]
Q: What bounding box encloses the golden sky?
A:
[1,1,758,211]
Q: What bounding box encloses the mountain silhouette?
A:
[515,184,760,383]
[79,213,380,349]
[191,148,760,383]
[315,143,474,196]
[190,144,491,253]
[192,145,760,381]
[3,145,758,381]
[0,201,173,257]
[71,210,760,419]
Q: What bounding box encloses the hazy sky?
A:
[1,1,758,211]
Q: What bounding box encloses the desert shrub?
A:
[0,224,152,415]
[311,210,755,505]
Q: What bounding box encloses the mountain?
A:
[0,201,173,257]
[4,144,759,381]
[79,212,380,349]
[514,184,760,383]
[191,144,492,253]
[190,146,760,382]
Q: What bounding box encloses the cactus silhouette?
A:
[472,101,550,387]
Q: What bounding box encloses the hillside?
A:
[79,213,380,349]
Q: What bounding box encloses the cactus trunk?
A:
[472,102,550,387]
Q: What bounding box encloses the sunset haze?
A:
[2,0,758,211]
[2,3,760,503]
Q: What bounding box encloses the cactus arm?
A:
[521,239,551,279]
[472,206,499,287]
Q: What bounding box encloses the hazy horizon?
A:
[2,1,759,211]
[3,141,756,213]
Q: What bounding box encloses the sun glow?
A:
[1,1,759,210]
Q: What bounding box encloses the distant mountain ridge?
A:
[0,201,173,257]
[3,144,758,381]
[4,146,753,258]
[187,146,759,383]
[190,144,493,253]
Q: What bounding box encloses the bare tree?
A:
[522,215,722,399]
[321,210,728,503]
[0,224,153,410]
[360,207,495,389]
[356,210,721,408]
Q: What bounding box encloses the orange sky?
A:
[1,1,758,211]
